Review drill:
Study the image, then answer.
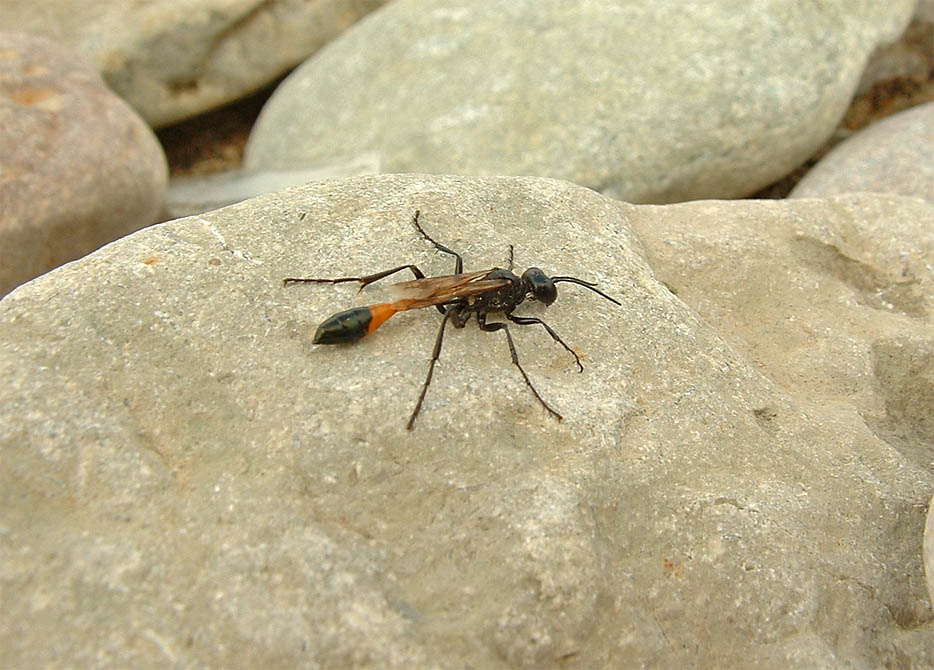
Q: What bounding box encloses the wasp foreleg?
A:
[506,314,583,372]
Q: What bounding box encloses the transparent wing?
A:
[387,270,509,310]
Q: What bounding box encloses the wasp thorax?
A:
[521,267,557,306]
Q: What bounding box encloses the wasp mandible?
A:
[284,211,621,430]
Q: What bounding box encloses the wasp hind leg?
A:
[477,313,562,422]
[283,263,427,291]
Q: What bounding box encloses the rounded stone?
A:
[0,32,167,297]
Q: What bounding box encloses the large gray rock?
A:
[918,0,934,22]
[854,15,933,97]
[0,0,391,126]
[790,101,934,202]
[0,32,167,298]
[164,154,380,219]
[927,494,934,606]
[1,175,933,667]
[245,0,916,203]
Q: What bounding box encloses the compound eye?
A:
[522,267,557,306]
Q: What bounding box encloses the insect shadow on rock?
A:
[283,210,621,430]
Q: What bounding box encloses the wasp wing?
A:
[388,270,492,298]
[387,270,509,311]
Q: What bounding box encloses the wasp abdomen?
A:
[313,303,398,344]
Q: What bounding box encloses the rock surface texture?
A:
[0,0,391,126]
[0,32,167,298]
[2,175,933,667]
[244,0,918,202]
[790,101,934,202]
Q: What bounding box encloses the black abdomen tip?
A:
[313,307,373,344]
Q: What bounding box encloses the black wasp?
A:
[284,210,620,430]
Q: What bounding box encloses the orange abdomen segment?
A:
[365,303,399,335]
[313,302,410,344]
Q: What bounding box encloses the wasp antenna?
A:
[552,276,622,306]
[552,276,600,287]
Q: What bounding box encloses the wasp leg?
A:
[283,263,426,290]
[407,307,457,430]
[506,314,583,372]
[285,263,448,315]
[285,259,450,315]
[412,210,464,275]
[506,244,514,272]
[477,313,562,422]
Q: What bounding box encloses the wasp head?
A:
[521,267,558,306]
